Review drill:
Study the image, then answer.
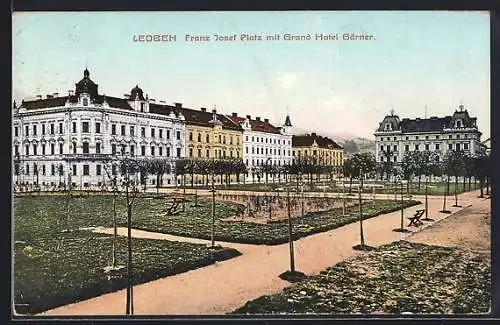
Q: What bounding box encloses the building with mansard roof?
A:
[12,68,186,190]
[374,104,486,165]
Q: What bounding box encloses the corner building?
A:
[374,105,486,164]
[12,69,186,190]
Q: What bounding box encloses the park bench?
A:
[407,209,425,227]
[165,196,186,215]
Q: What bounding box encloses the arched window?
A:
[83,98,89,106]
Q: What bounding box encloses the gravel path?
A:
[40,190,484,316]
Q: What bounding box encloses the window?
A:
[198,149,201,157]
[140,103,145,112]
[456,143,461,151]
[96,165,102,176]
[151,128,155,138]
[405,136,409,140]
[83,142,89,154]
[166,130,170,139]
[448,144,453,150]
[26,164,29,175]
[230,136,233,145]
[83,165,89,176]
[33,144,37,155]
[464,143,469,150]
[198,133,201,142]
[189,132,193,141]
[42,165,46,175]
[121,144,126,154]
[456,134,460,139]
[112,144,117,154]
[206,149,210,158]
[14,145,19,155]
[393,145,397,151]
[13,126,18,137]
[83,98,89,106]
[95,122,101,133]
[59,143,63,154]
[449,135,452,139]
[189,148,193,157]
[252,147,254,154]
[130,145,135,156]
[246,147,249,153]
[151,146,155,156]
[159,147,163,156]
[393,156,397,162]
[82,122,90,133]
[435,144,440,150]
[141,146,146,156]
[141,127,146,137]
[96,143,101,154]
[176,147,181,157]
[166,147,171,157]
[42,124,46,135]
[72,165,77,176]
[72,122,77,133]
[206,134,209,143]
[121,125,126,136]
[436,135,440,139]
[380,145,384,151]
[130,126,134,136]
[405,145,409,151]
[33,125,37,136]
[25,145,29,155]
[112,165,117,175]
[425,144,429,151]
[112,124,117,135]
[72,142,77,154]
[415,144,419,151]
[50,124,54,134]
[51,165,55,176]
[176,131,181,140]
[59,123,63,133]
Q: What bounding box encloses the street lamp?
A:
[393,177,410,233]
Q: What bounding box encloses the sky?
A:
[12,11,490,140]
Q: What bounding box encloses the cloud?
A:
[275,72,298,90]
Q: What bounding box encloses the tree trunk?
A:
[112,193,117,268]
[358,174,365,247]
[287,188,295,272]
[418,175,421,190]
[479,177,484,197]
[126,201,133,315]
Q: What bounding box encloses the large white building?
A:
[374,105,486,165]
[225,113,293,181]
[12,68,186,190]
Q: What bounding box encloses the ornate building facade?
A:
[12,69,186,190]
[225,113,293,182]
[374,105,486,164]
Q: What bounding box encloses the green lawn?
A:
[128,197,421,245]
[178,180,482,196]
[13,194,241,315]
[232,241,490,315]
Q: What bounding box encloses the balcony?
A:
[63,153,114,161]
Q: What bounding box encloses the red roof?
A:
[226,115,281,134]
[292,133,343,149]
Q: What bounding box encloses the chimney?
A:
[311,132,317,137]
[160,100,166,104]
[53,92,59,97]
[36,95,42,100]
[68,90,74,96]
[175,102,182,108]
[256,117,261,121]
[124,94,130,98]
[150,99,156,102]
[264,118,269,123]
[46,94,53,99]
[201,107,206,112]
[212,108,217,114]
[246,115,251,119]
[232,112,238,117]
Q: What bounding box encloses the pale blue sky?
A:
[12,11,490,139]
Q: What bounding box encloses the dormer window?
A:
[83,98,89,106]
[455,119,463,128]
[384,122,393,131]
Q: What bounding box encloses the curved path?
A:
[40,190,485,316]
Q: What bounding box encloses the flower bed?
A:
[232,241,490,315]
[130,198,421,245]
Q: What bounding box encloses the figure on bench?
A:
[407,209,425,227]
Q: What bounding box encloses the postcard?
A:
[11,10,491,318]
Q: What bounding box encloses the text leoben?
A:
[133,34,177,42]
